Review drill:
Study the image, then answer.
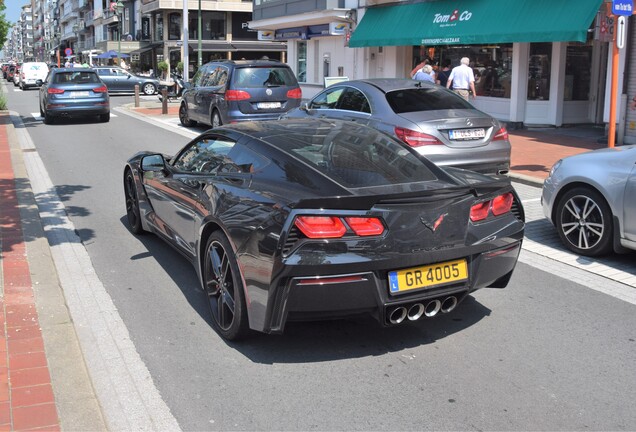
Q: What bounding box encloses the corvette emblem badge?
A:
[421,213,448,232]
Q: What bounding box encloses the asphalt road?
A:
[6,84,636,430]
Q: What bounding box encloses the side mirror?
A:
[36,79,43,86]
[141,154,166,172]
[300,102,311,112]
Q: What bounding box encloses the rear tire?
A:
[43,111,54,125]
[143,83,156,95]
[211,110,222,128]
[99,113,110,123]
[203,232,250,341]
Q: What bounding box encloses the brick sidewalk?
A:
[0,115,60,430]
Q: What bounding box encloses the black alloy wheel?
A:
[179,103,196,127]
[203,232,249,341]
[124,169,144,235]
[555,187,612,257]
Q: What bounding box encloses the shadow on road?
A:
[118,217,493,364]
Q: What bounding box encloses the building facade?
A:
[248,0,636,137]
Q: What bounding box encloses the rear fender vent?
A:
[510,195,525,222]
[282,226,300,255]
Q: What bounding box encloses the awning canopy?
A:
[349,0,603,48]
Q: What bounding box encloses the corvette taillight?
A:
[394,127,443,147]
[492,127,509,141]
[294,216,385,239]
[470,192,514,222]
[344,217,385,236]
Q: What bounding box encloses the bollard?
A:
[134,84,140,107]
[161,88,168,114]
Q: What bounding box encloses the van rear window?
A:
[233,67,298,88]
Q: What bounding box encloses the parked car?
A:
[7,64,18,83]
[542,145,636,256]
[123,118,525,340]
[12,66,20,86]
[94,66,160,95]
[2,63,11,79]
[19,61,50,90]
[179,59,302,128]
[39,68,110,124]
[283,79,511,176]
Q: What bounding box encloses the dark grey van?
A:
[179,59,302,128]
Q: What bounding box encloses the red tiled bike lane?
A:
[0,115,59,431]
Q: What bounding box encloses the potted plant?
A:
[157,61,169,80]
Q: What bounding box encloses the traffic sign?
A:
[65,48,72,56]
[617,16,627,49]
[612,0,633,16]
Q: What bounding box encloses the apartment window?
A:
[169,13,181,40]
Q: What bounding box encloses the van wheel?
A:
[179,103,196,127]
[212,110,222,128]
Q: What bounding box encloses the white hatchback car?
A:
[19,62,49,90]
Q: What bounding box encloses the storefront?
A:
[349,0,607,127]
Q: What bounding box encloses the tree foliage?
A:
[0,1,9,50]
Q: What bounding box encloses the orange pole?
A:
[608,14,619,148]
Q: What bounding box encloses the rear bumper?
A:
[252,238,523,334]
[46,104,110,117]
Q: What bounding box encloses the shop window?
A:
[169,13,181,40]
[565,45,592,101]
[413,44,513,98]
[297,41,307,83]
[528,43,552,101]
[187,12,226,40]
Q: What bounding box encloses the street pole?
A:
[116,1,124,66]
[198,0,202,67]
[183,0,189,82]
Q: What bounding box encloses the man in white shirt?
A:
[446,57,476,101]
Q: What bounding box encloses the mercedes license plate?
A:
[388,259,468,294]
[449,128,486,140]
[257,102,281,109]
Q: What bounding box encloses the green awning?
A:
[349,0,603,47]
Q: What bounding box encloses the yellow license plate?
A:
[388,259,468,294]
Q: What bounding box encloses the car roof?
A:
[205,59,287,68]
[344,78,436,92]
[218,118,381,144]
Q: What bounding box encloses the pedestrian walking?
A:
[435,58,452,87]
[413,64,435,83]
[446,57,476,101]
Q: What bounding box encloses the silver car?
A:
[542,145,636,256]
[283,79,510,175]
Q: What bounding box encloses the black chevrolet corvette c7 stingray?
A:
[123,118,525,340]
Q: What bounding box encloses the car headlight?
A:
[548,159,562,179]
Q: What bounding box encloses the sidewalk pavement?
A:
[0,100,616,430]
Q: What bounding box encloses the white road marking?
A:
[31,112,42,119]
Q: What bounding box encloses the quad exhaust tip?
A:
[388,296,460,325]
[389,307,407,324]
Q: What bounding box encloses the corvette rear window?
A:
[386,87,473,113]
[283,129,437,188]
